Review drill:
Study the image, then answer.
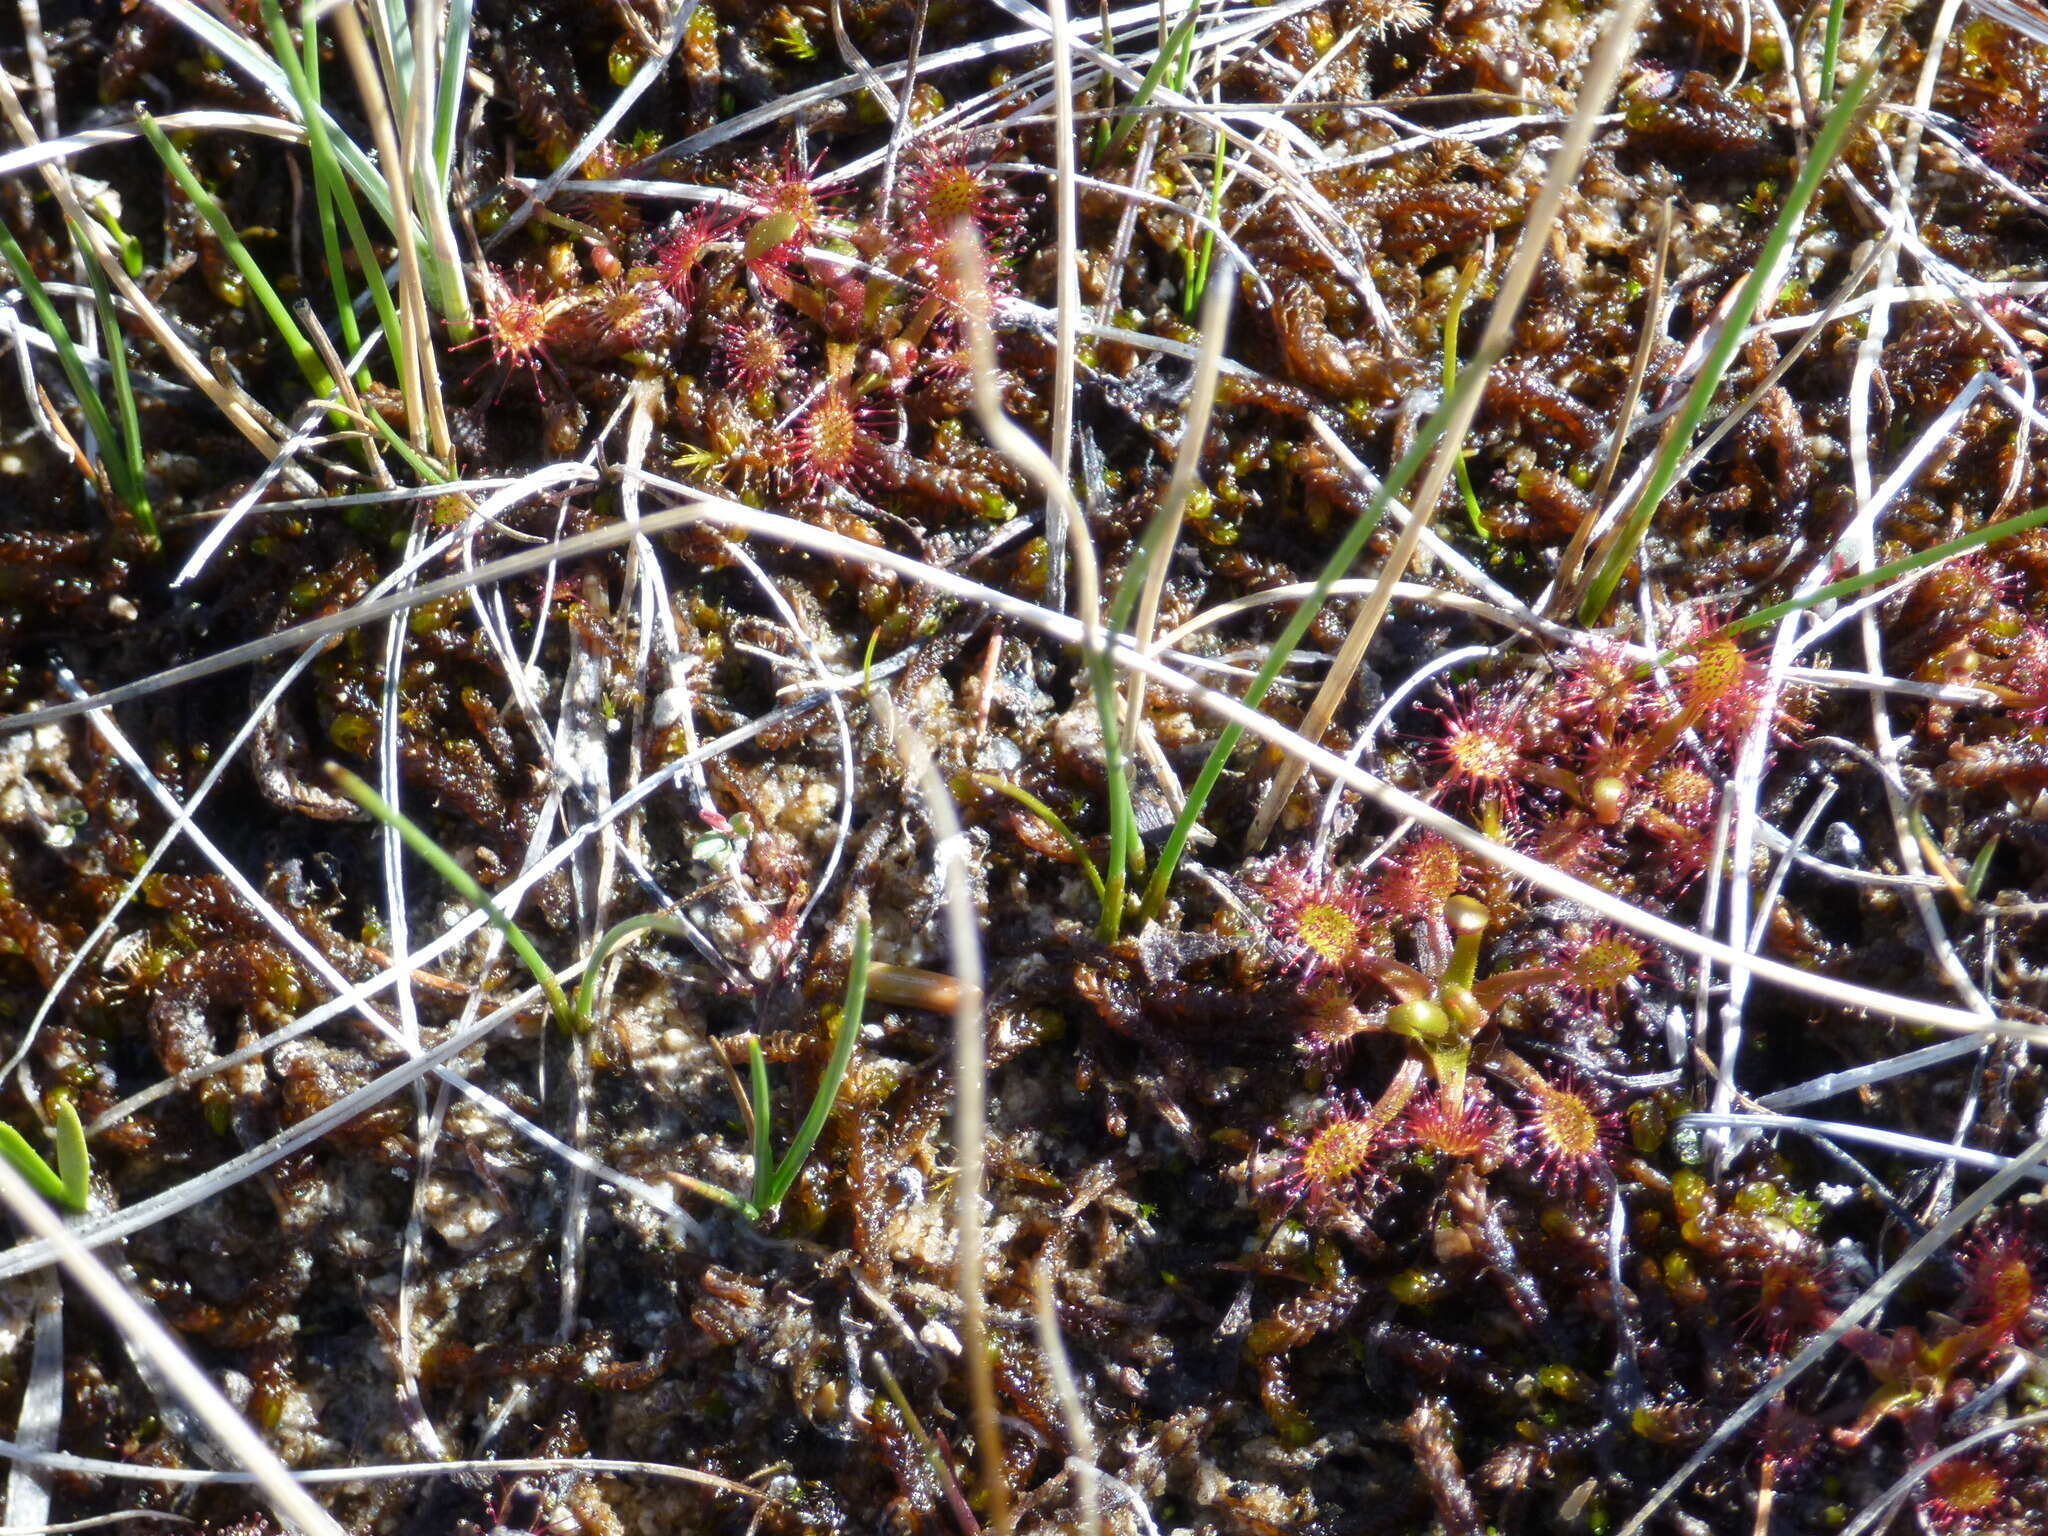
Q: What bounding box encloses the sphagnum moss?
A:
[1,2,2047,1533]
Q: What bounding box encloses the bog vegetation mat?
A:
[1,1,2048,1533]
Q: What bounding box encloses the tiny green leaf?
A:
[52,1095,89,1212]
[763,919,870,1215]
[0,1097,89,1212]
[747,1035,776,1215]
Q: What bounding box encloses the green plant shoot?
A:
[0,1095,91,1213]
[675,919,870,1225]
[326,764,574,1031]
[136,113,334,396]
[1137,331,1509,923]
[1576,56,1881,624]
[0,219,154,542]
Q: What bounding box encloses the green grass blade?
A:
[383,0,417,86]
[326,765,573,1029]
[135,113,333,394]
[368,408,451,483]
[971,774,1106,903]
[1443,256,1490,540]
[1100,1,1201,162]
[1138,341,1506,922]
[1966,835,2000,902]
[1724,498,2048,640]
[159,0,399,232]
[52,1095,89,1212]
[434,0,473,187]
[1818,0,1848,105]
[70,222,154,544]
[317,163,406,387]
[1090,644,1138,940]
[1182,113,1229,319]
[423,0,475,335]
[297,12,366,380]
[264,0,406,364]
[668,1171,755,1217]
[1092,1,1116,161]
[1576,56,1882,625]
[765,919,870,1213]
[311,170,365,376]
[1076,451,1144,937]
[872,1355,977,1528]
[572,912,701,1031]
[0,220,145,533]
[747,1036,775,1215]
[0,1123,71,1209]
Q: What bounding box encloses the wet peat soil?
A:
[2,1,2048,1533]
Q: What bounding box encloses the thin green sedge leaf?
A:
[326,765,573,1030]
[571,913,701,1030]
[1818,0,1847,105]
[264,0,407,372]
[421,0,475,334]
[379,0,418,99]
[0,220,149,535]
[299,36,402,351]
[298,12,366,380]
[151,0,399,229]
[1092,0,1116,161]
[862,627,882,694]
[1077,469,1139,941]
[1183,116,1229,318]
[1101,1,1201,161]
[747,1037,775,1214]
[72,224,153,545]
[1444,255,1489,540]
[0,221,120,443]
[1089,640,1137,940]
[0,1096,88,1212]
[1068,504,1142,937]
[1966,836,2000,902]
[0,1126,70,1208]
[1169,10,1196,94]
[765,919,870,1211]
[52,1096,88,1212]
[1091,451,1170,938]
[311,169,365,377]
[872,1355,977,1527]
[1138,336,1507,922]
[1577,55,1882,625]
[368,408,452,483]
[952,219,1134,936]
[135,113,333,394]
[1723,499,2048,640]
[434,0,474,188]
[971,774,1106,903]
[667,1171,754,1217]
